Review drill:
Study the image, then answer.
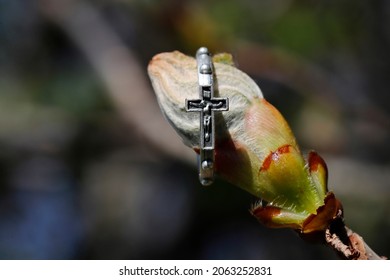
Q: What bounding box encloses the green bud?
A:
[148,51,342,233]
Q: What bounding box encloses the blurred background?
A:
[0,0,389,259]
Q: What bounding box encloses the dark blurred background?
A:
[0,0,389,259]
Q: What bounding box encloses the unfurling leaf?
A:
[148,50,342,234]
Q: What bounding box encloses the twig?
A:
[324,209,384,260]
[345,227,384,260]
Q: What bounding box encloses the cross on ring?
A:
[185,47,229,186]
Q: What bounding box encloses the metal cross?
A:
[185,47,229,186]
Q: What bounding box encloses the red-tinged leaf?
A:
[251,204,305,230]
[302,192,343,234]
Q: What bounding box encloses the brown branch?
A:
[346,227,384,260]
[323,209,384,260]
[326,226,385,260]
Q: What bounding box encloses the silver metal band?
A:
[185,47,229,186]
